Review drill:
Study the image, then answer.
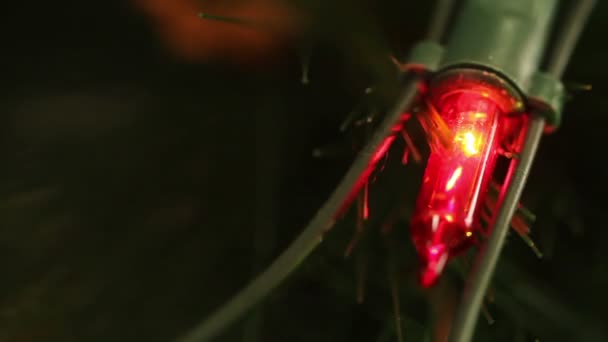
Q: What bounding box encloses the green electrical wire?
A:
[448,1,596,342]
[427,0,457,42]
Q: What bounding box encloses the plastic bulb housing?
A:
[411,90,503,287]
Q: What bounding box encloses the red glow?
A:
[362,184,369,220]
[411,91,504,287]
[334,115,408,220]
[420,243,448,287]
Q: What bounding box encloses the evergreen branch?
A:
[174,76,420,342]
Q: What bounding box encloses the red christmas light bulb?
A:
[411,90,504,287]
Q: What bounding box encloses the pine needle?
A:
[564,81,592,92]
[401,129,423,163]
[515,231,544,259]
[198,13,269,30]
[481,304,495,325]
[485,183,542,258]
[401,148,411,165]
[488,182,536,223]
[300,53,310,85]
[356,254,368,304]
[340,88,374,132]
[389,266,404,342]
[344,188,368,257]
[416,100,453,152]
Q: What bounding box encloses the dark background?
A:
[2,0,607,341]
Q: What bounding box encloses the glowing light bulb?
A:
[410,91,504,287]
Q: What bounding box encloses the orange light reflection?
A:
[445,166,463,191]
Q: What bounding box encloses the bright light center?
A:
[455,129,483,157]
